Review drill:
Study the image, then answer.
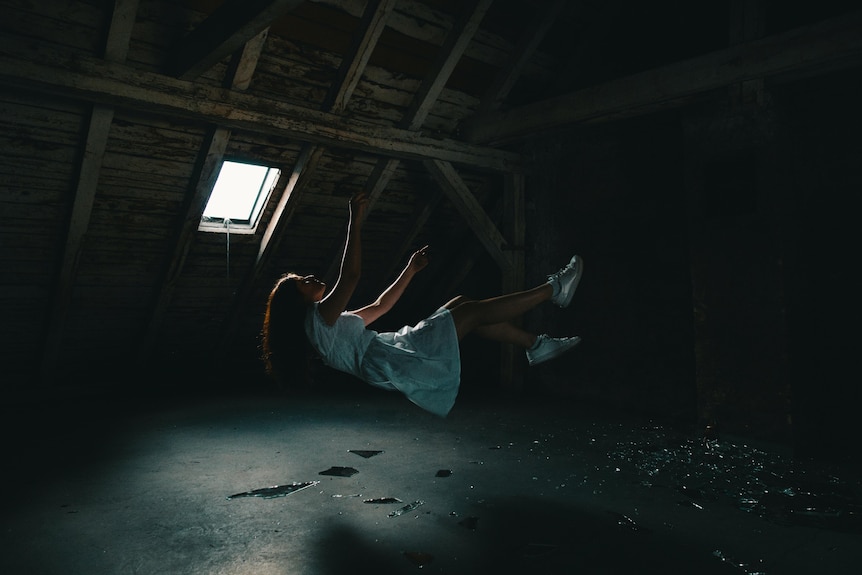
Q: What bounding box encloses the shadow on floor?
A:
[314,495,746,575]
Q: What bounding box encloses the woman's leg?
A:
[446,284,552,340]
[443,254,582,348]
[445,295,537,347]
[473,322,537,348]
[447,294,581,366]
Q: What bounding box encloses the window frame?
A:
[198,160,281,235]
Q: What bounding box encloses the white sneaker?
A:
[547,255,583,308]
[526,334,581,366]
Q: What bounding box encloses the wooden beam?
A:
[39,0,140,384]
[401,0,493,130]
[0,45,521,172]
[167,0,304,79]
[225,28,270,91]
[476,0,565,114]
[423,159,512,273]
[499,172,525,391]
[460,10,862,144]
[324,0,398,114]
[257,144,326,266]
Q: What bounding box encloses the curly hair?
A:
[261,273,316,389]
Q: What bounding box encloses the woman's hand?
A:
[407,245,430,274]
[349,191,368,225]
[352,244,430,326]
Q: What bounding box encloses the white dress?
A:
[305,303,461,417]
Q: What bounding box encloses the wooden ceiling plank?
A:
[168,0,304,79]
[461,9,862,144]
[0,46,520,172]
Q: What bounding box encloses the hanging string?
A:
[224,218,231,280]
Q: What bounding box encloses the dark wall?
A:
[523,114,697,423]
[768,69,862,464]
[523,68,862,465]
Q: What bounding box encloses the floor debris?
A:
[226,481,319,500]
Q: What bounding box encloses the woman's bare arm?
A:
[353,245,429,326]
[317,192,367,325]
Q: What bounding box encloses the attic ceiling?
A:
[2,0,862,389]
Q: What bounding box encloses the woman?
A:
[261,192,583,417]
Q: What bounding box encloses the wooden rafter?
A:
[0,45,519,172]
[324,0,399,114]
[401,0,494,131]
[39,0,140,384]
[414,0,561,285]
[325,0,494,284]
[167,0,304,79]
[423,159,511,274]
[461,9,862,144]
[475,0,566,115]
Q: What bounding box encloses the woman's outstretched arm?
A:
[352,245,429,326]
[317,192,367,325]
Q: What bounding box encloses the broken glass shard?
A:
[348,450,383,458]
[227,481,319,500]
[319,466,359,477]
[388,500,425,517]
[364,497,402,504]
[610,512,645,532]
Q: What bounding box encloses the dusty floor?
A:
[2,385,860,574]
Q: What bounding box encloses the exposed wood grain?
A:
[0,46,521,171]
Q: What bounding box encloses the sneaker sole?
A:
[527,336,582,366]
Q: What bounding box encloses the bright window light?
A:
[199,160,280,233]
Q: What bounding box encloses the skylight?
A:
[199,160,280,234]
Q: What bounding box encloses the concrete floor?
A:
[2,386,860,574]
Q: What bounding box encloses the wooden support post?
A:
[500,172,526,391]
